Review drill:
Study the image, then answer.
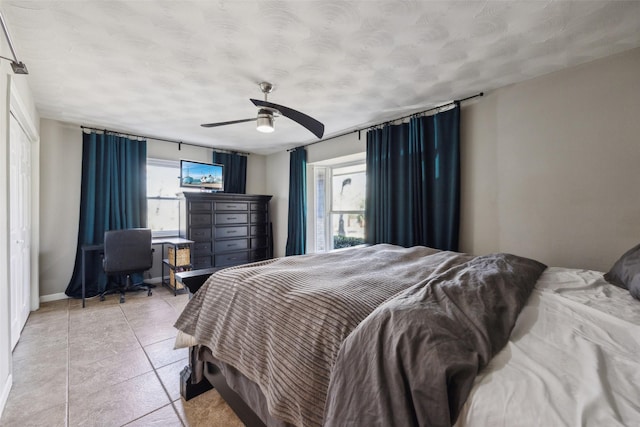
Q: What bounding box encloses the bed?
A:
[174,244,640,427]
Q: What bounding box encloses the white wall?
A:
[0,45,12,420]
[460,47,640,271]
[0,39,39,417]
[38,120,267,298]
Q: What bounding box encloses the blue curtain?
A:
[365,105,460,251]
[65,132,148,298]
[285,148,307,256]
[212,151,247,194]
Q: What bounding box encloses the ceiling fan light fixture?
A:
[256,109,275,133]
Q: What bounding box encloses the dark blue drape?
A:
[212,151,247,194]
[65,132,148,298]
[365,105,460,251]
[285,148,307,256]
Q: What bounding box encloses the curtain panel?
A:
[285,148,307,256]
[365,105,460,251]
[65,132,148,298]
[212,151,247,194]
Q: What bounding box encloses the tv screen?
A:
[180,160,224,191]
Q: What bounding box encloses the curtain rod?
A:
[80,125,250,156]
[287,92,483,152]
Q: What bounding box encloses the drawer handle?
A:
[227,217,237,220]
[227,230,237,234]
[227,244,237,247]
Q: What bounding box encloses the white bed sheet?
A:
[456,267,640,427]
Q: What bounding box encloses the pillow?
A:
[604,242,640,300]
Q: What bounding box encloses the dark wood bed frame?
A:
[176,268,268,427]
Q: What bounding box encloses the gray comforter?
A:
[323,251,546,426]
[174,244,546,427]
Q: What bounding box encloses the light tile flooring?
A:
[0,286,243,427]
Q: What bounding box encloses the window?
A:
[311,156,366,252]
[147,158,181,237]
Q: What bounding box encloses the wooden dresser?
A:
[178,192,273,270]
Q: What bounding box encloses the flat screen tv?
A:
[180,159,224,191]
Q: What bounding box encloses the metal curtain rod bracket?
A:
[0,11,28,74]
[287,92,484,152]
[80,125,250,156]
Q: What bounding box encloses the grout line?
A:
[120,299,187,427]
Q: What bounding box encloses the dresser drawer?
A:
[250,249,268,262]
[189,201,212,212]
[250,225,267,236]
[215,202,248,211]
[251,236,267,249]
[214,238,248,253]
[193,256,213,269]
[215,213,248,225]
[215,252,249,267]
[193,242,211,254]
[189,227,211,242]
[190,213,211,226]
[214,226,248,239]
[250,202,267,211]
[250,213,266,224]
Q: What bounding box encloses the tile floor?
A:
[0,286,243,427]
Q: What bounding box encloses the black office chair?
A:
[100,228,154,303]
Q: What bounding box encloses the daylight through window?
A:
[313,161,366,252]
[147,158,181,237]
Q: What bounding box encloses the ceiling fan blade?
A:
[250,99,324,139]
[201,118,256,128]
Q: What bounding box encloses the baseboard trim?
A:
[0,373,12,419]
[39,292,69,303]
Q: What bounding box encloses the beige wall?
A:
[38,120,267,298]
[460,47,640,271]
[33,46,640,294]
[265,150,290,257]
[266,132,365,257]
[266,48,640,271]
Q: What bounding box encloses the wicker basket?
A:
[168,245,191,267]
[169,267,186,290]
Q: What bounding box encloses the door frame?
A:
[9,77,39,315]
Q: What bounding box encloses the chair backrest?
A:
[103,228,153,274]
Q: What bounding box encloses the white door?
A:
[9,113,31,350]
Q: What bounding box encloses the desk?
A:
[81,237,194,307]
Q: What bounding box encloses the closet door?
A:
[9,113,31,350]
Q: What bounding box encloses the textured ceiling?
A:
[3,1,640,155]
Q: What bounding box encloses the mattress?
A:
[456,267,640,426]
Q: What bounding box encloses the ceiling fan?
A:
[201,82,325,139]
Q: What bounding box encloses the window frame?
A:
[146,158,181,238]
[308,154,366,253]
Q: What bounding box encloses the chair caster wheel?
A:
[100,295,105,302]
[148,290,152,296]
[119,295,125,303]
